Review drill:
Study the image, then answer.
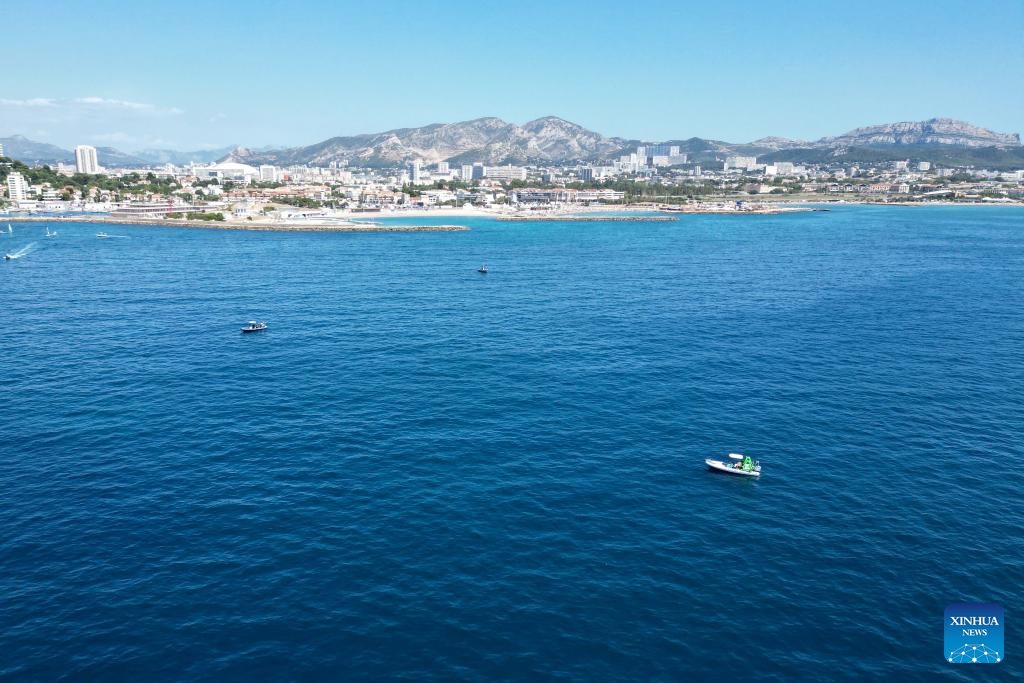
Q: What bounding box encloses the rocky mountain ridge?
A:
[815,118,1019,149]
[225,116,633,168]
[224,117,1021,167]
[3,118,1020,169]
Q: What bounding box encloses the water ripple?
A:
[1,207,1022,680]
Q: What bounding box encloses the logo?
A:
[945,603,1003,664]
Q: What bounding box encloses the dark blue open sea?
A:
[2,205,1022,681]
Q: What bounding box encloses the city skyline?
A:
[1,0,1022,152]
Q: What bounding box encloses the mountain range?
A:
[0,135,235,167]
[225,117,632,168]
[3,118,1021,170]
[223,117,1022,168]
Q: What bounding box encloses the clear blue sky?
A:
[2,0,1021,151]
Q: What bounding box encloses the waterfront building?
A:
[359,189,405,207]
[511,188,625,204]
[435,161,449,173]
[472,163,485,180]
[75,145,100,174]
[259,165,278,182]
[6,172,29,201]
[419,189,457,205]
[580,167,594,181]
[110,199,201,219]
[577,189,626,202]
[409,160,422,184]
[460,164,474,181]
[0,143,4,157]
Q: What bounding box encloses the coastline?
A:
[4,199,1020,234]
[3,215,470,232]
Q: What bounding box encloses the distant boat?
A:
[241,320,268,333]
[45,227,56,238]
[96,232,110,238]
[705,453,761,477]
[477,264,488,274]
[4,253,11,260]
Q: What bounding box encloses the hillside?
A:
[3,118,1020,170]
[814,118,1019,149]
[226,116,634,167]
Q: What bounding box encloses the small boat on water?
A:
[477,264,488,273]
[45,227,56,238]
[4,253,11,260]
[706,453,761,477]
[241,320,268,333]
[96,232,110,238]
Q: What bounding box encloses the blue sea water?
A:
[1,206,1022,681]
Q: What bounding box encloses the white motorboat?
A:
[705,453,761,477]
[96,232,110,238]
[241,320,268,333]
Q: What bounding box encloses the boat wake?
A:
[4,242,37,260]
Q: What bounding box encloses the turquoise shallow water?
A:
[1,206,1022,680]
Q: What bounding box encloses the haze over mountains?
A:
[0,136,234,167]
[3,118,1021,169]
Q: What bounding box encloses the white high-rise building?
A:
[461,164,474,181]
[435,161,449,173]
[724,156,757,171]
[483,165,527,181]
[409,160,422,184]
[7,172,29,201]
[259,165,278,182]
[0,143,5,157]
[75,145,100,174]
